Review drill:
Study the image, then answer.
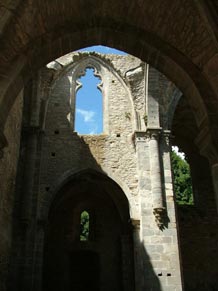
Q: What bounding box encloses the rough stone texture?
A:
[1,0,218,156]
[6,52,184,291]
[0,91,23,291]
[2,51,218,291]
[1,1,218,290]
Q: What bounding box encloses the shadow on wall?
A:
[178,204,218,291]
[7,69,162,290]
[39,133,163,291]
[133,227,162,291]
[8,125,164,291]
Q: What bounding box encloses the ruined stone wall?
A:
[36,53,183,291]
[6,52,185,291]
[38,54,143,219]
[0,91,23,291]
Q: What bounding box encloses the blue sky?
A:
[77,45,127,55]
[75,45,126,134]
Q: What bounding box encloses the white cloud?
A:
[172,146,185,159]
[76,108,95,122]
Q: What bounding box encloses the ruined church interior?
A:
[1,1,218,291]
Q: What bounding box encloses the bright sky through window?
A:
[75,68,102,134]
[75,46,127,134]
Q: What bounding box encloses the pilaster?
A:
[135,129,183,291]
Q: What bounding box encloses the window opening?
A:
[75,68,103,134]
[171,146,194,205]
[80,211,90,241]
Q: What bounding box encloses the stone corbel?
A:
[0,130,8,159]
[153,207,166,229]
[162,130,172,148]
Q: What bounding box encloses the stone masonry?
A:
[7,52,184,291]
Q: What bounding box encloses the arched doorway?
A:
[43,170,134,291]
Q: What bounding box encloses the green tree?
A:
[171,151,194,205]
[80,211,90,241]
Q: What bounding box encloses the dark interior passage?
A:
[43,170,134,291]
[70,250,100,291]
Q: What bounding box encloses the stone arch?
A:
[1,25,217,146]
[42,167,135,291]
[38,167,135,223]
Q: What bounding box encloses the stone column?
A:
[147,128,165,228]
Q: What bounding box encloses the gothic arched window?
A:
[75,67,103,134]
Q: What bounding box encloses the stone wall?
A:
[177,155,218,290]
[36,53,183,290]
[0,91,23,291]
[8,52,184,291]
[39,54,142,219]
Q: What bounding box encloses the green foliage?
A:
[171,151,194,205]
[80,211,90,241]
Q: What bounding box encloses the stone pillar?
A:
[13,131,40,291]
[134,131,149,291]
[147,128,165,228]
[135,129,183,291]
[10,76,43,291]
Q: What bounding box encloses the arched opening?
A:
[3,45,218,291]
[1,3,218,290]
[171,146,194,205]
[43,170,134,291]
[171,95,218,290]
[75,67,103,134]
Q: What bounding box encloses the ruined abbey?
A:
[1,1,218,291]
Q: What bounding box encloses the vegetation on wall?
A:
[171,151,194,205]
